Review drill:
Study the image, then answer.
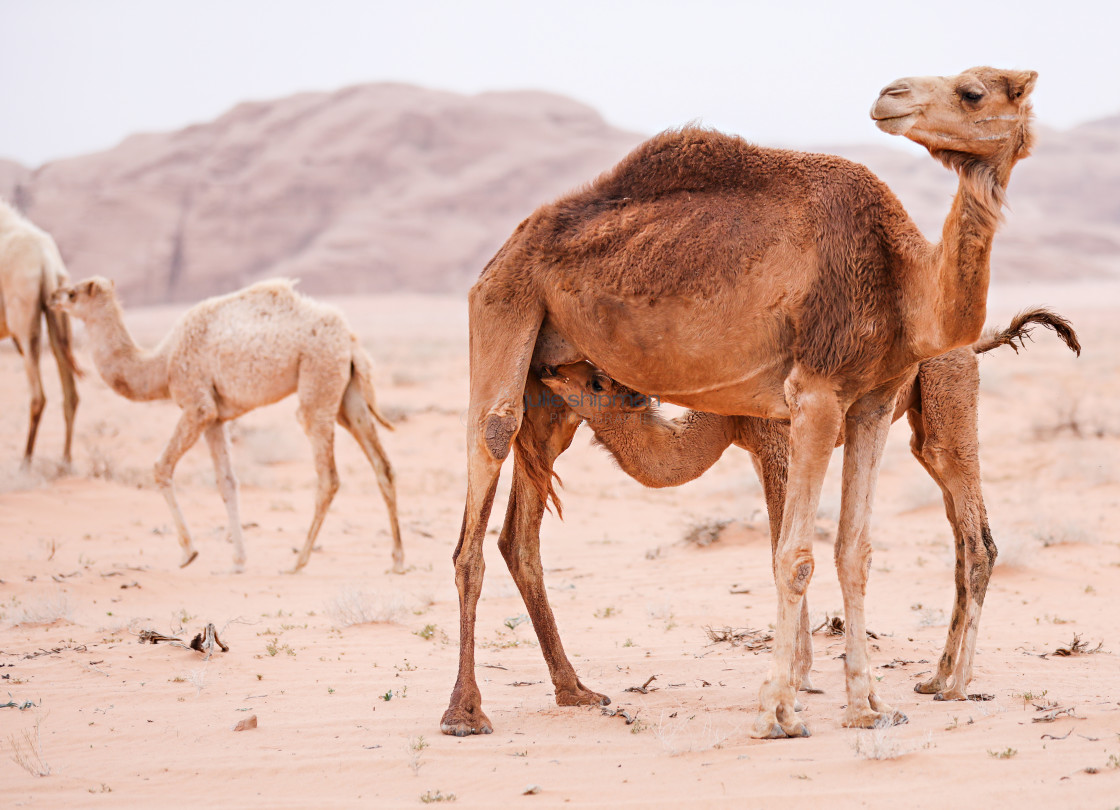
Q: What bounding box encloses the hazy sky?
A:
[2,0,1117,166]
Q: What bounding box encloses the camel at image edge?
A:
[50,276,403,574]
[444,66,1038,739]
[0,200,81,469]
[539,309,1081,702]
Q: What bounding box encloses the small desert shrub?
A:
[8,714,50,777]
[655,711,738,756]
[326,585,409,627]
[852,725,906,760]
[11,592,72,626]
[683,519,731,547]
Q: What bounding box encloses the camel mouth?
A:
[871,112,918,136]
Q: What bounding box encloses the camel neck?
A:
[85,299,171,402]
[904,160,1009,357]
[939,161,1013,343]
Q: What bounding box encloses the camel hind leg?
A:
[290,360,348,573]
[44,303,79,468]
[498,374,609,708]
[204,421,245,573]
[338,376,404,572]
[906,353,994,700]
[441,285,544,737]
[13,314,46,469]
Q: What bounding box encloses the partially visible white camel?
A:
[51,276,403,573]
[0,200,81,468]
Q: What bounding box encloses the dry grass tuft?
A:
[655,711,739,756]
[11,591,73,626]
[704,626,773,651]
[9,714,50,777]
[326,585,411,627]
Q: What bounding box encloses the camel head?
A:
[539,362,653,420]
[49,276,116,320]
[870,67,1037,168]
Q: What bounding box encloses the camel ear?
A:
[81,279,96,295]
[1005,70,1037,101]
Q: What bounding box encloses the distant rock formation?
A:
[5,85,1118,303]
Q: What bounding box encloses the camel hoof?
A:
[933,689,967,702]
[794,698,805,712]
[390,562,406,576]
[755,723,787,740]
[555,688,610,707]
[439,707,493,737]
[229,563,246,575]
[180,550,199,568]
[751,719,811,739]
[844,708,908,729]
[914,678,944,695]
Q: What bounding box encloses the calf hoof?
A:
[180,550,199,568]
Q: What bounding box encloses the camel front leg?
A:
[835,391,906,729]
[741,418,819,695]
[154,410,209,568]
[498,377,609,708]
[203,422,245,573]
[752,373,841,739]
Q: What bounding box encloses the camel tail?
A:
[972,308,1081,358]
[40,262,84,380]
[349,337,394,431]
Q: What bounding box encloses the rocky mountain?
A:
[5,85,1118,303]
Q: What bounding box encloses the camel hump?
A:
[587,127,778,201]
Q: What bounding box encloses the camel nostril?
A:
[881,82,911,97]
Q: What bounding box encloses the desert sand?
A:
[2,281,1118,808]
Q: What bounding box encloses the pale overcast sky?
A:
[1,0,1116,166]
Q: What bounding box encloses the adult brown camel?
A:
[538,308,1081,703]
[0,200,81,468]
[443,66,1037,739]
[50,277,403,573]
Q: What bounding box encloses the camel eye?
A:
[960,89,984,103]
[590,378,605,394]
[68,290,76,300]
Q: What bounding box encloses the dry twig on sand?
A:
[704,626,773,651]
[1048,634,1104,657]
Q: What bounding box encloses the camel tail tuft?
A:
[972,308,1081,358]
[350,337,394,431]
